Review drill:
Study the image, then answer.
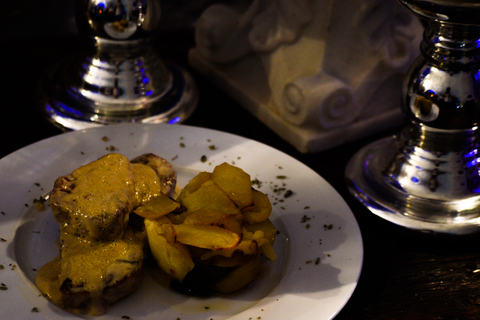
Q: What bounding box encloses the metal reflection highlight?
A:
[346,0,480,234]
[39,0,198,130]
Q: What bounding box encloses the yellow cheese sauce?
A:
[35,230,145,315]
[35,256,63,306]
[132,162,162,205]
[50,154,163,241]
[58,231,144,292]
[50,154,138,240]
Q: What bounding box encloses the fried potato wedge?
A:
[173,224,241,250]
[212,253,261,293]
[146,216,176,243]
[183,209,243,234]
[243,219,277,261]
[200,239,258,260]
[180,180,241,215]
[243,219,277,245]
[134,194,181,219]
[145,219,194,281]
[241,189,272,223]
[259,242,276,261]
[176,172,211,202]
[211,163,253,209]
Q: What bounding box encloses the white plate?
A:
[0,123,363,320]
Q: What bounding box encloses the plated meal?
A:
[0,123,363,320]
[35,153,277,315]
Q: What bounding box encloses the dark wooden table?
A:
[3,32,480,320]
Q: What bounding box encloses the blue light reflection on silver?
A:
[465,148,480,168]
[56,102,84,117]
[464,146,480,193]
[168,117,181,124]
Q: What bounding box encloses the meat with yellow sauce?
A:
[35,153,176,316]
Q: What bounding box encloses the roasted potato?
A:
[143,163,277,293]
[180,180,241,215]
[176,171,211,202]
[182,208,243,234]
[145,219,194,282]
[134,194,181,219]
[244,219,277,261]
[241,188,272,223]
[173,224,241,251]
[211,162,253,209]
[200,239,258,260]
[244,219,277,245]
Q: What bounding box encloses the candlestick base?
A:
[346,0,480,234]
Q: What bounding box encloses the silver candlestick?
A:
[40,0,198,130]
[346,0,480,234]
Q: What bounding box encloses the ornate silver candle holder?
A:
[346,0,480,234]
[40,0,198,130]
